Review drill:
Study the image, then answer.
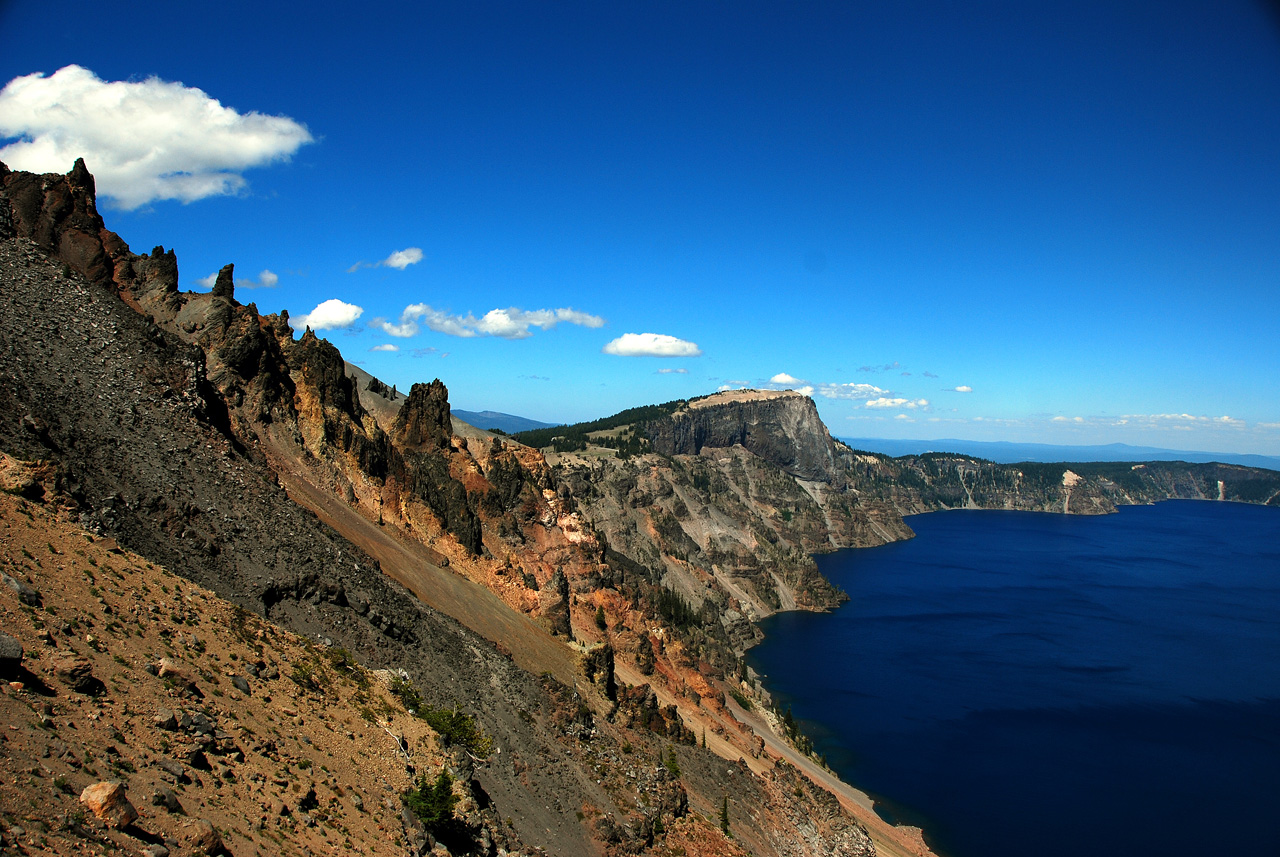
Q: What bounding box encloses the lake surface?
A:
[747,501,1280,857]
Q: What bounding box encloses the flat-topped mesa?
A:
[645,388,842,482]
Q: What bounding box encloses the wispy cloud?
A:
[603,333,701,357]
[375,304,605,340]
[765,373,886,401]
[816,382,889,400]
[657,368,689,374]
[0,65,312,209]
[923,371,939,378]
[858,362,900,373]
[294,298,363,331]
[348,247,425,273]
[194,268,279,291]
[866,397,930,410]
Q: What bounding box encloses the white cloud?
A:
[295,298,363,331]
[553,308,606,328]
[866,397,929,409]
[771,373,805,386]
[369,343,399,352]
[0,65,312,209]
[656,368,689,375]
[348,247,426,272]
[602,333,702,357]
[383,248,423,269]
[375,303,604,340]
[815,382,887,400]
[894,414,914,421]
[949,385,973,393]
[194,268,279,291]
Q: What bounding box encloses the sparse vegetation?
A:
[403,770,459,835]
[390,677,493,758]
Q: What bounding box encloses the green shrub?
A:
[404,771,458,834]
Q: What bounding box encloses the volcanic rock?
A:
[79,780,138,829]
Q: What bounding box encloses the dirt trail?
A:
[273,459,579,686]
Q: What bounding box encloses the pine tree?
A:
[719,795,729,836]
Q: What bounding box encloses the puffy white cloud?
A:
[602,333,702,357]
[375,303,604,339]
[949,385,973,393]
[770,372,805,386]
[866,397,929,409]
[0,65,313,209]
[295,299,363,331]
[369,343,399,352]
[815,382,887,400]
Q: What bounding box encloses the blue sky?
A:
[2,2,1278,453]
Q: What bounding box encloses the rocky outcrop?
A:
[79,781,139,829]
[391,380,452,451]
[0,158,129,291]
[646,390,843,483]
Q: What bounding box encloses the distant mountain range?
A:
[452,409,555,434]
[838,437,1280,471]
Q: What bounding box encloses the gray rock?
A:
[230,675,250,694]
[151,786,182,813]
[2,573,41,607]
[0,631,22,671]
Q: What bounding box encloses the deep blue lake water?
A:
[747,501,1280,857]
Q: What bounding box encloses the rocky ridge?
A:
[1,161,892,857]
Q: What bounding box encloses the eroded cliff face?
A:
[647,390,844,484]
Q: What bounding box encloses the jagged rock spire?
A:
[211,263,235,300]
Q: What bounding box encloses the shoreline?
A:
[722,688,937,857]
[737,590,942,857]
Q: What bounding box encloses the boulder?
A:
[0,631,22,674]
[79,781,138,829]
[53,654,103,695]
[184,818,224,854]
[2,573,41,607]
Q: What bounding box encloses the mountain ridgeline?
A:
[3,159,1277,857]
